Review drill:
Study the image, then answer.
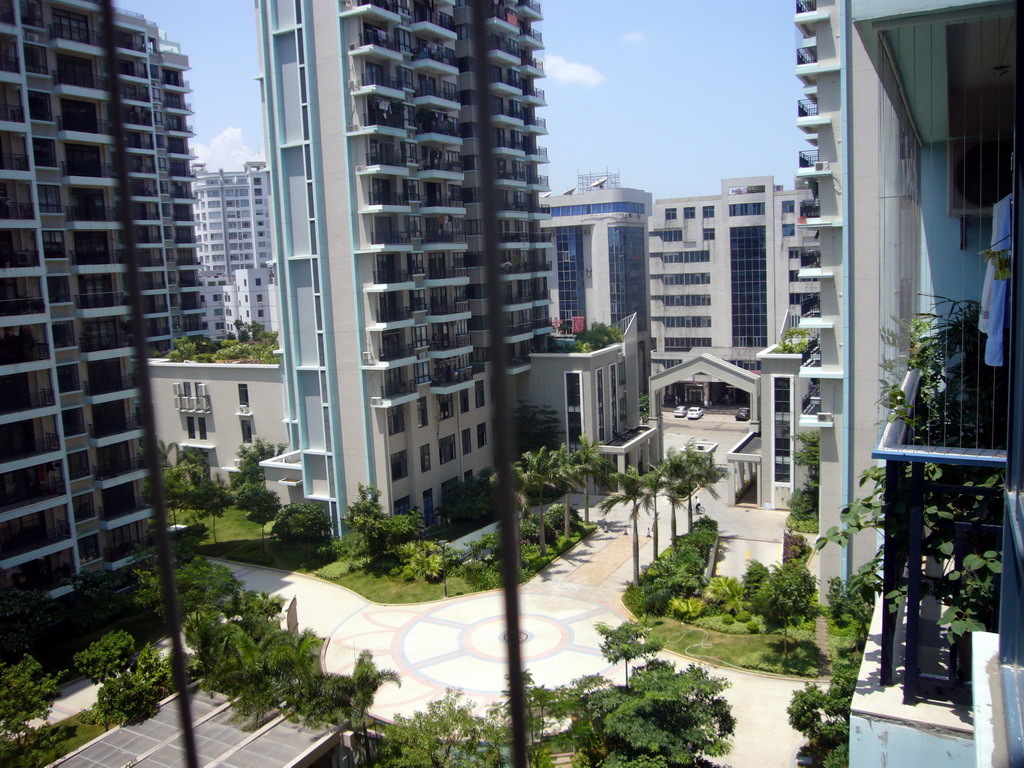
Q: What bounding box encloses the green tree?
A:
[571,435,614,524]
[232,439,288,489]
[135,557,242,624]
[787,664,856,758]
[274,502,332,557]
[92,645,172,730]
[579,661,734,767]
[574,322,623,351]
[74,630,135,684]
[61,569,133,631]
[554,444,580,539]
[156,439,179,468]
[0,655,60,766]
[343,485,421,558]
[594,620,664,686]
[163,448,210,526]
[191,474,234,543]
[688,450,725,532]
[379,689,507,768]
[758,562,818,656]
[513,401,562,456]
[518,447,562,557]
[0,588,58,660]
[436,471,494,523]
[598,466,659,585]
[350,649,401,755]
[236,482,281,549]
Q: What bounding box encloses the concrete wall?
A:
[149,360,287,482]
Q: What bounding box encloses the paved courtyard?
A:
[226,480,805,768]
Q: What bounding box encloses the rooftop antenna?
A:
[577,169,621,190]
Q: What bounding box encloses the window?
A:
[439,435,456,464]
[782,223,796,237]
[660,316,712,328]
[387,406,405,435]
[663,337,713,350]
[393,495,411,515]
[417,397,429,427]
[728,202,765,216]
[702,227,715,241]
[38,185,61,213]
[198,417,207,440]
[23,45,46,75]
[391,450,408,480]
[665,208,677,220]
[661,250,710,264]
[186,416,195,439]
[702,205,715,218]
[78,533,99,562]
[462,428,472,455]
[27,91,51,121]
[438,394,453,420]
[477,422,487,448]
[33,138,57,167]
[241,419,253,443]
[419,444,431,472]
[782,199,795,214]
[652,229,682,242]
[460,388,470,414]
[475,380,485,408]
[682,207,695,219]
[237,383,249,406]
[659,273,711,285]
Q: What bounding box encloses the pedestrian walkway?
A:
[226,485,804,768]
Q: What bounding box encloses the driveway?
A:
[226,483,804,768]
[662,408,754,455]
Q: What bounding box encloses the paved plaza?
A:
[225,482,807,768]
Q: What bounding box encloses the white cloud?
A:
[193,127,261,170]
[621,31,645,45]
[544,54,606,88]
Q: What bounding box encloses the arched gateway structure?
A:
[649,354,761,504]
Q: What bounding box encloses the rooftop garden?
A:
[548,321,623,353]
[157,323,279,364]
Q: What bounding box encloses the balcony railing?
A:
[0,479,64,512]
[798,149,820,167]
[381,380,416,398]
[53,69,107,90]
[426,264,467,279]
[98,497,149,522]
[84,374,136,396]
[362,109,405,130]
[416,116,460,136]
[94,455,145,480]
[75,292,124,310]
[0,520,71,559]
[0,102,23,122]
[414,80,458,101]
[429,333,471,351]
[0,152,28,171]
[49,23,102,46]
[423,229,466,243]
[800,293,820,318]
[366,149,413,166]
[797,98,819,117]
[799,199,820,218]
[66,205,117,222]
[798,248,821,268]
[413,7,455,31]
[796,0,817,12]
[89,415,140,439]
[801,383,821,415]
[80,333,131,352]
[377,343,414,362]
[796,46,818,65]
[431,366,473,386]
[104,535,152,562]
[377,306,412,323]
[370,229,414,245]
[359,72,405,91]
[0,249,38,268]
[0,389,54,415]
[413,45,457,67]
[0,433,59,462]
[419,155,462,172]
[359,30,401,51]
[62,160,114,178]
[801,338,820,368]
[372,268,410,284]
[0,202,34,219]
[0,295,45,316]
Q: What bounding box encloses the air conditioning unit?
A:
[196,382,207,396]
[370,396,384,407]
[173,396,182,410]
[187,396,198,410]
[362,351,376,364]
[817,412,834,423]
[24,32,40,43]
[172,382,182,395]
[814,161,830,172]
[948,138,1013,217]
[238,404,251,415]
[198,395,211,411]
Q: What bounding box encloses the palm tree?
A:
[554,444,580,539]
[659,452,692,546]
[598,466,659,584]
[705,576,745,615]
[518,447,560,557]
[689,450,726,530]
[572,436,614,523]
[350,649,401,757]
[156,439,179,468]
[642,469,663,557]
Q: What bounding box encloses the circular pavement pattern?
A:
[322,589,624,719]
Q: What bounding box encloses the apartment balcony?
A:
[523,115,547,134]
[505,321,534,342]
[519,25,543,49]
[0,340,49,366]
[422,228,466,246]
[373,305,414,326]
[369,268,415,290]
[75,291,124,311]
[0,388,54,416]
[412,79,459,108]
[0,295,45,318]
[417,155,463,180]
[94,455,145,481]
[521,84,546,106]
[348,108,407,137]
[521,56,545,78]
[49,23,102,47]
[53,69,107,93]
[89,415,141,441]
[415,116,461,142]
[363,148,414,173]
[0,521,71,561]
[353,30,405,61]
[797,148,831,178]
[517,0,542,19]
[375,342,416,364]
[795,0,829,33]
[340,0,405,23]
[0,152,29,173]
[420,195,465,215]
[65,205,118,223]
[0,102,23,123]
[523,143,548,161]
[796,45,818,66]
[104,535,152,564]
[80,333,131,353]
[373,379,418,407]
[0,433,60,463]
[363,230,415,252]
[1,551,74,591]
[410,7,456,38]
[352,71,407,99]
[84,373,136,397]
[425,300,471,321]
[428,365,474,393]
[98,496,149,523]
[424,262,468,284]
[0,202,34,220]
[0,479,65,513]
[0,249,39,269]
[411,45,458,75]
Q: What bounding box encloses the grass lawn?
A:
[649,616,824,678]
[331,569,478,603]
[42,713,105,763]
[195,506,308,572]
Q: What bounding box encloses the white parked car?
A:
[673,406,687,418]
[686,406,704,420]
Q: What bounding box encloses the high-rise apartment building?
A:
[193,161,271,278]
[200,266,279,339]
[647,177,816,377]
[255,0,552,524]
[0,1,199,593]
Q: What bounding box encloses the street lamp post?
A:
[439,539,448,598]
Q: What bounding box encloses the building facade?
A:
[648,176,816,377]
[200,266,279,339]
[149,360,288,483]
[255,0,552,527]
[0,2,200,594]
[193,161,272,278]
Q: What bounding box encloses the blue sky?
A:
[124,0,806,199]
